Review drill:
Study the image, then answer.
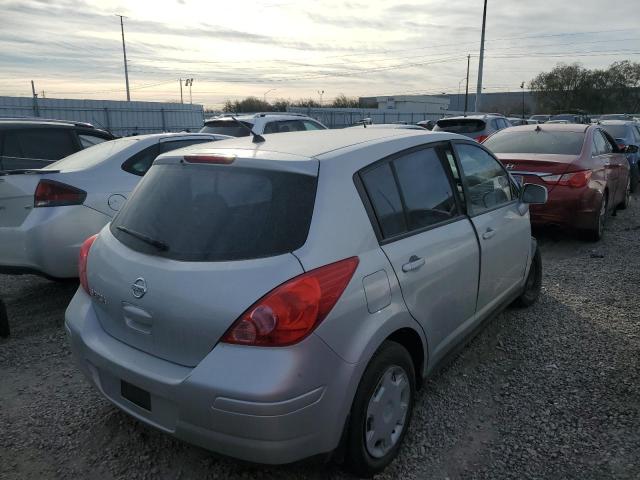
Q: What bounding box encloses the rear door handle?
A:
[402,255,425,273]
[482,228,496,240]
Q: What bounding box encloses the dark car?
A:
[599,120,640,192]
[0,118,115,170]
[483,124,630,240]
[433,114,511,143]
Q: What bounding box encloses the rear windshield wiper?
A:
[116,226,169,251]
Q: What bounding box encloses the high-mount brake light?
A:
[79,234,98,294]
[183,154,236,164]
[221,257,359,347]
[34,180,86,208]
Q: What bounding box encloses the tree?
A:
[291,98,321,108]
[331,94,359,108]
[529,61,640,114]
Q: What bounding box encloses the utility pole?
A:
[31,80,39,117]
[317,90,325,106]
[179,78,184,104]
[464,55,471,116]
[521,81,525,120]
[117,15,131,101]
[475,0,487,112]
[185,78,194,104]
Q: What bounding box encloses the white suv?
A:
[200,112,327,137]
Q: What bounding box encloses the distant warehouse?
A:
[0,96,204,137]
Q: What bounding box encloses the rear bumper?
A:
[529,184,601,230]
[65,288,359,465]
[0,205,110,278]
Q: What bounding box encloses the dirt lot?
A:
[1,201,639,480]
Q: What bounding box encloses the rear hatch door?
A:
[435,119,486,139]
[87,151,319,367]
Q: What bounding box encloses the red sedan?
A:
[483,124,630,240]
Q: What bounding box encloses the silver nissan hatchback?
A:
[65,128,547,477]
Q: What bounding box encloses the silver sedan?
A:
[0,132,228,278]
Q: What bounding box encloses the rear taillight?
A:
[79,234,98,294]
[34,180,86,208]
[475,135,489,143]
[221,257,359,347]
[542,170,592,188]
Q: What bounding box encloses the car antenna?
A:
[229,115,265,143]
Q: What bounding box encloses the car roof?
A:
[498,123,591,133]
[599,120,635,126]
[204,113,314,123]
[438,114,500,121]
[182,128,459,160]
[123,132,222,141]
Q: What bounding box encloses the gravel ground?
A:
[1,200,639,480]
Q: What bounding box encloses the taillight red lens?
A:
[475,135,489,143]
[79,234,98,293]
[221,257,359,346]
[542,170,592,188]
[34,180,86,208]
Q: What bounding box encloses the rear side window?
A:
[303,120,325,130]
[122,144,160,176]
[79,133,109,148]
[5,128,76,160]
[360,145,458,240]
[111,164,317,261]
[484,130,585,155]
[200,121,251,137]
[434,119,486,134]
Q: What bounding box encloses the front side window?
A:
[393,148,457,230]
[360,145,459,240]
[456,143,513,215]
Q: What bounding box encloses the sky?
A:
[1,0,639,108]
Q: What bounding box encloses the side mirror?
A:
[521,183,548,204]
[626,145,639,154]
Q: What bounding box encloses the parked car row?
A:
[2,117,548,476]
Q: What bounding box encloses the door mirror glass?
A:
[521,183,548,204]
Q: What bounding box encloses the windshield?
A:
[483,130,585,155]
[200,121,252,137]
[44,138,138,171]
[434,119,486,133]
[111,163,317,261]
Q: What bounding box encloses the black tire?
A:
[345,341,415,478]
[0,299,9,338]
[585,192,607,242]
[630,163,639,193]
[618,176,631,210]
[514,244,542,308]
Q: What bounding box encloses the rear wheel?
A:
[0,299,9,338]
[514,244,542,308]
[585,193,607,241]
[345,341,415,478]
